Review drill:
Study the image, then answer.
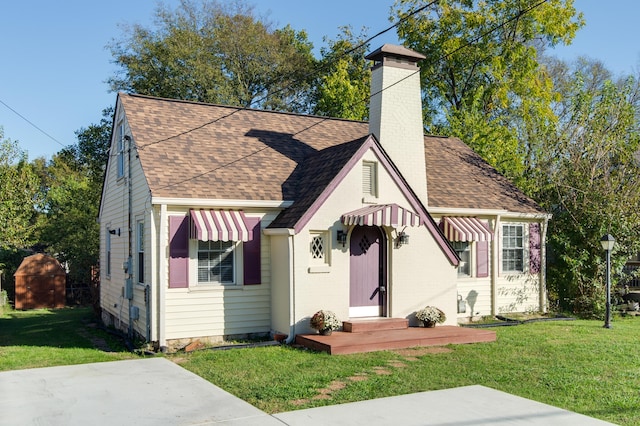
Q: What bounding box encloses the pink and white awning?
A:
[441,217,492,242]
[341,204,423,227]
[190,209,252,242]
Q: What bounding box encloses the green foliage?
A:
[536,62,640,315]
[313,26,371,120]
[108,0,316,112]
[0,130,41,250]
[0,308,136,370]
[393,0,583,186]
[37,108,112,290]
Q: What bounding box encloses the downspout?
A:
[491,215,501,317]
[285,233,297,344]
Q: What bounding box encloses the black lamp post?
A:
[600,234,615,329]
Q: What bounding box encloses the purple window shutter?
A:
[529,223,541,274]
[243,217,261,285]
[169,215,189,288]
[476,240,489,278]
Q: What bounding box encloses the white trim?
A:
[349,306,381,317]
[149,208,157,341]
[151,197,293,209]
[158,204,168,348]
[429,207,550,220]
[263,228,295,236]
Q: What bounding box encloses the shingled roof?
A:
[120,93,368,201]
[424,136,545,214]
[119,93,545,216]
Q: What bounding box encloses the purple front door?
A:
[349,226,386,317]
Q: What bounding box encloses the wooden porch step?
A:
[296,326,497,355]
[343,318,409,333]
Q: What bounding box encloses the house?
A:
[99,44,549,350]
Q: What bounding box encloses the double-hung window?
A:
[452,241,471,277]
[502,224,524,272]
[197,240,235,285]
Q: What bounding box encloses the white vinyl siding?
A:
[162,212,276,341]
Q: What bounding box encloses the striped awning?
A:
[190,209,252,242]
[441,217,492,242]
[341,204,423,227]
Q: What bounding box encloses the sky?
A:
[1,0,638,161]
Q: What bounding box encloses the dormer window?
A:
[362,161,378,201]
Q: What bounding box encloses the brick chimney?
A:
[366,44,428,205]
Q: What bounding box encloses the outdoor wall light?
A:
[397,231,409,247]
[601,234,615,329]
[337,230,348,247]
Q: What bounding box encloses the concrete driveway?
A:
[0,358,614,425]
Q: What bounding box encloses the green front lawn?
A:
[2,307,639,425]
[0,307,137,370]
[175,319,640,425]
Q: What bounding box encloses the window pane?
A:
[502,225,524,272]
[197,240,235,284]
[453,241,470,276]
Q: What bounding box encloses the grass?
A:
[174,319,640,425]
[2,308,639,424]
[0,307,137,371]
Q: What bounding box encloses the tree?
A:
[313,26,371,120]
[536,60,640,316]
[38,109,112,294]
[0,129,40,250]
[108,0,316,112]
[393,0,584,188]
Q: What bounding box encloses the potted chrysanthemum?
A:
[310,310,341,335]
[415,306,446,328]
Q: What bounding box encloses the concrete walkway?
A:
[0,358,614,425]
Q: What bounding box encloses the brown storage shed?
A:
[14,254,66,310]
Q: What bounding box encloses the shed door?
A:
[349,226,386,317]
[26,276,54,309]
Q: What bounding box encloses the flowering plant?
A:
[310,310,341,331]
[415,306,446,324]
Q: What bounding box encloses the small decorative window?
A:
[362,161,377,199]
[311,235,324,260]
[309,231,330,272]
[453,241,471,277]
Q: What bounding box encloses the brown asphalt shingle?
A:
[119,93,546,220]
[424,135,545,214]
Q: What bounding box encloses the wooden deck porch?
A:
[295,318,497,355]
